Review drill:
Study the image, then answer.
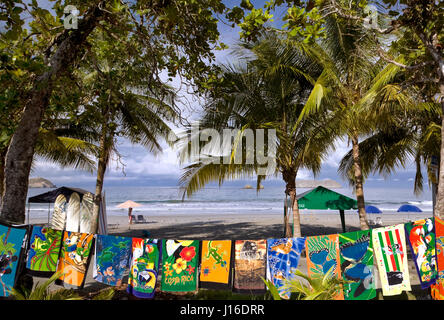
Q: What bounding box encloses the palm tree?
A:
[338,62,441,197]
[294,15,386,230]
[74,31,178,228]
[177,34,338,237]
[0,128,98,209]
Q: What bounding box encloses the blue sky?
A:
[27,1,434,194]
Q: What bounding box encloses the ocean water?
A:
[25,185,434,218]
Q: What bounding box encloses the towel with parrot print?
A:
[339,230,376,300]
[432,217,444,300]
[127,238,161,299]
[93,234,132,286]
[26,226,62,277]
[266,237,305,299]
[0,224,27,297]
[55,231,94,289]
[199,240,232,290]
[305,234,344,300]
[160,240,200,292]
[405,218,437,289]
[372,224,411,296]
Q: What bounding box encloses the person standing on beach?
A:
[128,208,133,225]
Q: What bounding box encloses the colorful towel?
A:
[160,240,200,292]
[0,224,27,297]
[339,230,376,300]
[93,235,131,286]
[127,238,161,299]
[372,224,411,296]
[266,238,305,299]
[306,234,344,300]
[56,231,94,289]
[405,218,437,289]
[199,240,232,290]
[432,217,444,300]
[26,226,62,277]
[233,240,267,294]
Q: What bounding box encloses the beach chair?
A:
[131,214,136,224]
[137,215,147,223]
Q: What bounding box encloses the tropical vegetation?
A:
[0,0,442,235]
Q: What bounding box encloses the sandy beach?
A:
[24,211,431,298]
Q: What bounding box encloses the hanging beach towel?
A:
[80,192,97,234]
[160,240,200,292]
[405,218,437,289]
[372,224,411,296]
[26,226,62,277]
[55,231,94,289]
[127,238,161,299]
[50,194,67,230]
[305,234,344,300]
[266,237,305,299]
[339,230,376,300]
[233,240,267,294]
[65,192,81,232]
[432,217,444,300]
[199,240,233,290]
[0,224,28,297]
[93,234,131,286]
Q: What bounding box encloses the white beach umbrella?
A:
[116,200,142,227]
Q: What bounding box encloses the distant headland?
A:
[243,179,341,189]
[29,177,56,188]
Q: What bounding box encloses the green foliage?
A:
[9,271,83,300]
[263,268,346,300]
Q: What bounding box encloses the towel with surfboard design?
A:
[339,230,376,300]
[372,224,411,296]
[80,192,97,234]
[50,194,67,231]
[199,240,233,290]
[266,237,305,299]
[66,192,81,232]
[160,240,200,292]
[305,234,344,300]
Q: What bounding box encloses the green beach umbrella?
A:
[296,186,358,233]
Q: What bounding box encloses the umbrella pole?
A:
[339,210,346,233]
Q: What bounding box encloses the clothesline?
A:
[0,216,443,300]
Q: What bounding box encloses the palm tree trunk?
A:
[289,185,302,238]
[0,5,104,223]
[434,81,444,219]
[93,120,111,232]
[283,169,297,237]
[0,148,6,206]
[351,134,369,230]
